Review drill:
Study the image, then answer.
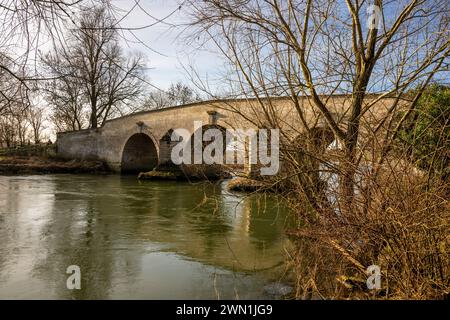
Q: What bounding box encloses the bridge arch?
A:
[188,124,228,164]
[121,133,158,174]
[180,124,229,179]
[289,126,334,151]
[285,126,335,174]
[309,126,335,150]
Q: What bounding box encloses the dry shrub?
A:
[284,154,449,299]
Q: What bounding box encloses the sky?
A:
[3,0,448,138]
[2,0,225,140]
[109,0,223,91]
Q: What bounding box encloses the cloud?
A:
[112,0,222,90]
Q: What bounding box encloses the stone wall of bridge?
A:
[57,102,222,172]
[56,96,397,173]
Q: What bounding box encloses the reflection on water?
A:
[0,175,290,299]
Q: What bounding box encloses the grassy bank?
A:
[0,155,108,174]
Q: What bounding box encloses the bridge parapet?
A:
[56,95,396,175]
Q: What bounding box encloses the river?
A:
[0,174,291,299]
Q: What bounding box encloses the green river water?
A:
[0,174,291,299]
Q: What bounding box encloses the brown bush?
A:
[283,155,449,299]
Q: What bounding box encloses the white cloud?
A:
[111,0,223,90]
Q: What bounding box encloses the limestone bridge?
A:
[56,95,392,174]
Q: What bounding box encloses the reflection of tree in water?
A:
[26,175,290,298]
[247,195,286,250]
[186,187,234,237]
[119,178,287,261]
[32,175,143,299]
[162,182,234,254]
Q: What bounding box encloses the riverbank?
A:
[0,156,109,174]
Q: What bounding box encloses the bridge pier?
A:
[243,138,258,178]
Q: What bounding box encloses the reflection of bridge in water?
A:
[0,175,290,298]
[56,95,394,175]
[126,180,290,271]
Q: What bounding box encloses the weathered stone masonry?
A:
[56,96,396,173]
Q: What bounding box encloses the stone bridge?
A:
[56,95,392,174]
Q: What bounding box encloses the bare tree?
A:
[27,105,46,144]
[142,90,171,110]
[1,0,175,122]
[167,81,201,105]
[0,100,31,147]
[41,5,145,129]
[0,52,22,116]
[0,113,16,147]
[43,65,87,132]
[141,81,201,110]
[14,104,30,146]
[0,1,93,115]
[186,0,449,298]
